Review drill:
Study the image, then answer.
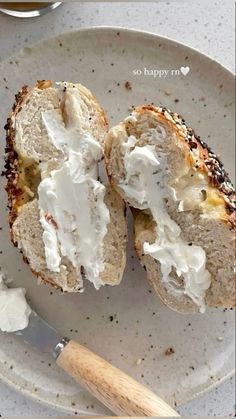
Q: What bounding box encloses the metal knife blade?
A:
[14,311,63,355]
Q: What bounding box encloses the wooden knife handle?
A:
[56,340,179,417]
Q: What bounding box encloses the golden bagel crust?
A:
[4,83,63,289]
[5,84,30,230]
[105,105,235,312]
[4,81,115,292]
[105,105,235,229]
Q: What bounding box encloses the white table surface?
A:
[0,1,235,416]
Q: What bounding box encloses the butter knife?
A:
[14,311,179,417]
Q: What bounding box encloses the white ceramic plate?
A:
[0,27,235,415]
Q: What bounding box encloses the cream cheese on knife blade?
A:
[38,84,110,289]
[0,271,31,333]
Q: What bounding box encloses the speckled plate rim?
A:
[0,25,235,414]
[2,358,234,415]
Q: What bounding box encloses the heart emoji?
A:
[180,66,190,76]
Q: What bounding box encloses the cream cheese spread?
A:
[119,131,211,312]
[0,271,31,333]
[38,85,110,289]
